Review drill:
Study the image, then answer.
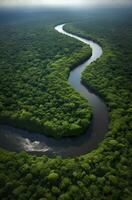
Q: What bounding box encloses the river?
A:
[0,23,108,157]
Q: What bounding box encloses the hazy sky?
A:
[0,0,132,7]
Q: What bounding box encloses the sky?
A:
[0,0,132,7]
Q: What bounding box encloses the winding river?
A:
[0,24,108,157]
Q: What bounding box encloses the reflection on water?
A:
[0,24,108,157]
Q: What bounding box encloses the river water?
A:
[0,24,108,157]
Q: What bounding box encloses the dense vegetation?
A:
[0,14,92,138]
[0,8,132,200]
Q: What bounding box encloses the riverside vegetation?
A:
[0,13,92,138]
[0,8,132,200]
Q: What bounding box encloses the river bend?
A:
[0,23,108,157]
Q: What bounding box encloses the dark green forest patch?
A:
[0,17,92,138]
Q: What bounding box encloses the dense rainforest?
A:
[0,11,92,137]
[0,7,132,200]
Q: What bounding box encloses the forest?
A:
[0,7,132,200]
[0,13,92,138]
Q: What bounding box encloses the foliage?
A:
[0,8,132,200]
[0,13,92,138]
